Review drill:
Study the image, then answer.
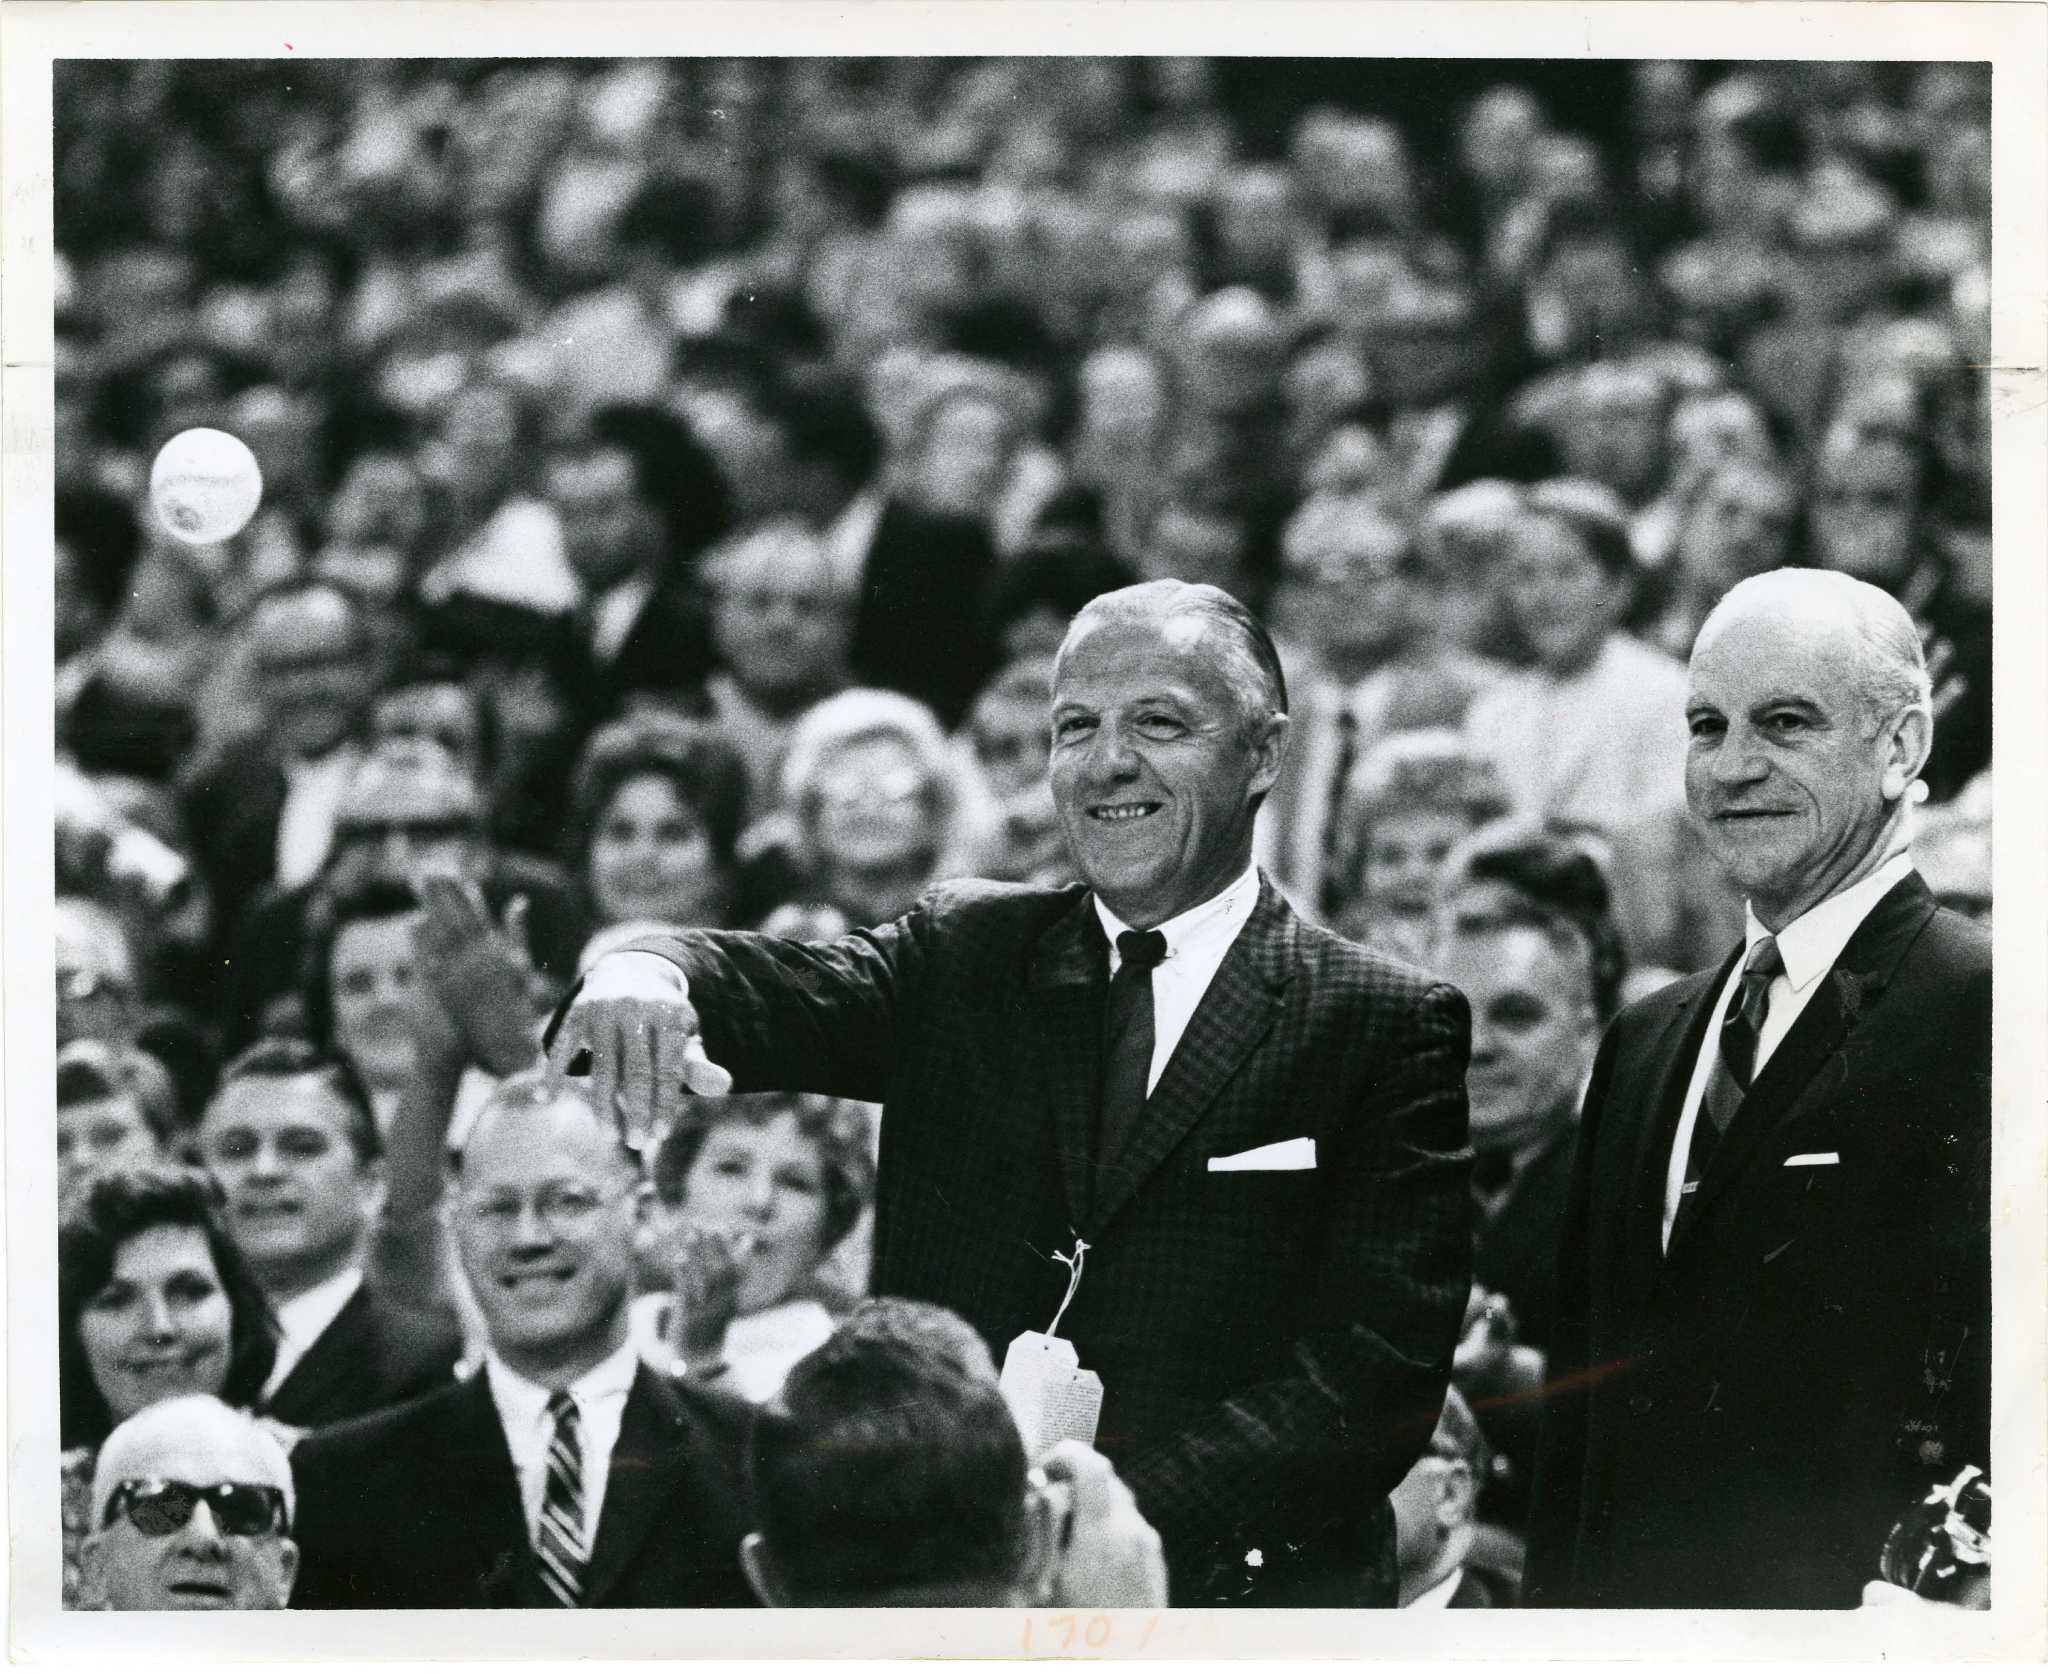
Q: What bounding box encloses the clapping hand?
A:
[544,951,732,1152]
[1033,1440,1169,1609]
[412,874,541,1077]
[663,1222,752,1368]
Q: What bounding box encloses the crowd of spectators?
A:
[49,55,1994,1611]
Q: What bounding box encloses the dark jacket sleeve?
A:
[1521,1019,1625,1608]
[1117,979,1474,1553]
[543,902,936,1103]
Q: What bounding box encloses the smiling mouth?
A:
[500,1268,574,1291]
[237,1200,301,1220]
[1090,802,1161,824]
[167,1579,232,1604]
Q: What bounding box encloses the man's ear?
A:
[1248,711,1291,797]
[1880,706,1934,803]
[1436,1461,1477,1533]
[739,1531,789,1607]
[274,1537,301,1606]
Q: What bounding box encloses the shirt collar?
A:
[1406,1565,1465,1609]
[273,1265,362,1353]
[485,1333,641,1426]
[1745,850,1915,997]
[1094,860,1261,963]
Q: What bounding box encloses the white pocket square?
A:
[1208,1137,1316,1172]
[1782,1152,1840,1168]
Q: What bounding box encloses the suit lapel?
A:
[433,1373,543,1607]
[1677,874,1937,1239]
[1091,881,1293,1233]
[1621,967,1728,1297]
[580,1367,689,1606]
[262,1285,370,1422]
[1027,890,1111,1232]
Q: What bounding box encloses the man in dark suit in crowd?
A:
[195,1041,460,1432]
[289,1074,755,1609]
[1525,569,1991,1608]
[178,578,379,920]
[551,579,1473,1606]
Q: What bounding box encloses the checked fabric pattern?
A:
[596,875,1474,1602]
[535,1392,586,1607]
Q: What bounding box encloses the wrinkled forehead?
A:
[1055,608,1235,699]
[108,1426,284,1501]
[463,1093,626,1186]
[1688,605,1859,702]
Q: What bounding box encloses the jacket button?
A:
[1628,1391,1655,1416]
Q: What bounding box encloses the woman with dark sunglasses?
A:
[58,1165,279,1609]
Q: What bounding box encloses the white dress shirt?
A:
[260,1265,363,1398]
[1660,851,1915,1251]
[1094,861,1262,1095]
[1404,1565,1465,1609]
[484,1336,641,1552]
[588,574,655,667]
[274,742,361,890]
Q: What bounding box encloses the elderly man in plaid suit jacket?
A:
[551,581,1473,1606]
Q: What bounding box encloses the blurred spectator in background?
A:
[1322,733,1513,963]
[196,1040,461,1429]
[961,656,1069,888]
[223,737,587,1050]
[178,578,380,915]
[763,688,997,929]
[568,713,753,933]
[59,1164,279,1607]
[694,520,857,824]
[57,1038,184,1210]
[633,1094,876,1400]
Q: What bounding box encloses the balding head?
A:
[1694,569,1931,736]
[1685,568,1934,928]
[86,1395,298,1611]
[1058,580,1288,737]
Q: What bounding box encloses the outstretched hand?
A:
[544,950,732,1152]
[412,875,541,1077]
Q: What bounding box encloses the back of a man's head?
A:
[745,1305,1033,1606]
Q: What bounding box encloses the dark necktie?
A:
[1318,704,1361,921]
[535,1392,587,1607]
[1675,935,1783,1237]
[1096,929,1170,1193]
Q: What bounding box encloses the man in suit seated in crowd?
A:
[551,579,1473,1606]
[196,1041,461,1432]
[1527,569,1991,1608]
[83,1395,299,1612]
[741,1298,1166,1608]
[178,579,379,916]
[288,1073,755,1609]
[1432,828,1620,1357]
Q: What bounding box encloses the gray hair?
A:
[1058,580,1289,736]
[1695,569,1931,733]
[93,1394,295,1526]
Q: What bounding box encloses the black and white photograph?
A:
[5,1,2042,1662]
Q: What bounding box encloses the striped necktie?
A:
[535,1391,587,1607]
[1674,935,1783,1238]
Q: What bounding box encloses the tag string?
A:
[1048,1238,1089,1337]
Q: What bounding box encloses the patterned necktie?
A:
[1676,935,1783,1235]
[1096,929,1170,1194]
[535,1391,587,1607]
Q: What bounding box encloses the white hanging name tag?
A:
[998,1239,1103,1454]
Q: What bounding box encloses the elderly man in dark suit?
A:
[288,1075,755,1608]
[1525,568,1991,1609]
[550,579,1473,1606]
